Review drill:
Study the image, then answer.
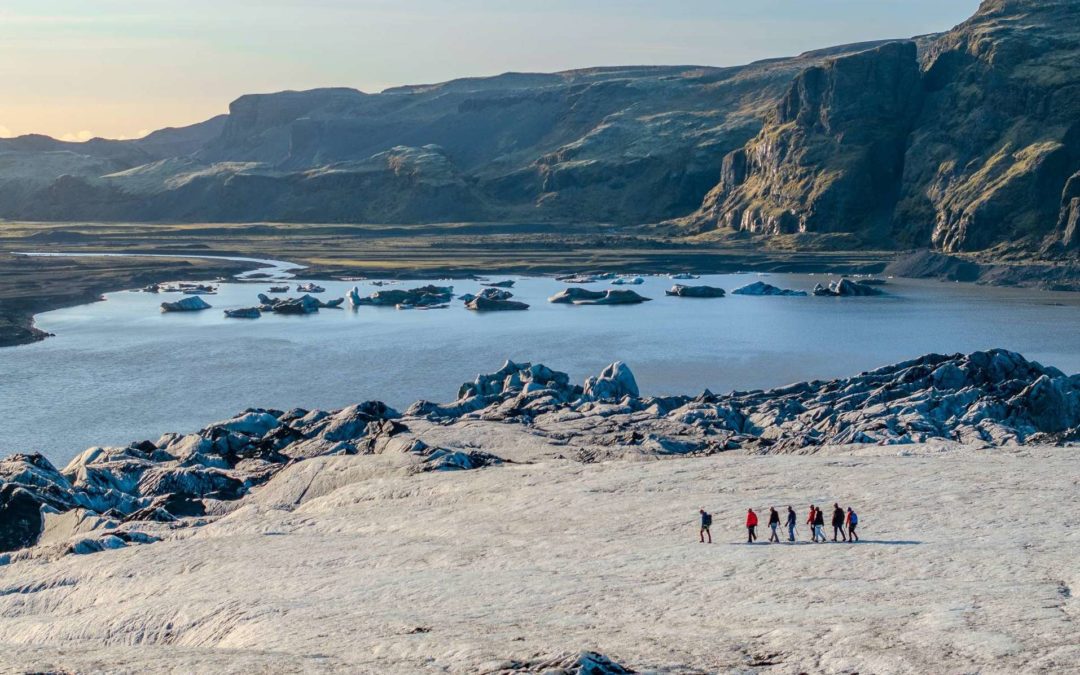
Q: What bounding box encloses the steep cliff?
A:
[691,41,922,241]
[687,0,1080,255]
[898,0,1080,253]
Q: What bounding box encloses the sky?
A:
[0,0,980,141]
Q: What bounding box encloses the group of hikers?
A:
[697,504,859,544]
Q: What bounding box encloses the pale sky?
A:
[0,0,980,141]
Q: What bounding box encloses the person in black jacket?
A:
[786,506,797,542]
[767,507,781,542]
[699,508,712,543]
[832,503,847,542]
[813,505,825,542]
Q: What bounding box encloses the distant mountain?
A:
[0,53,873,226]
[0,0,1076,257]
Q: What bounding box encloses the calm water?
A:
[3,271,1079,465]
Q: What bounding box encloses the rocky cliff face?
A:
[901,0,1080,253]
[692,41,922,240]
[688,0,1080,255]
[0,50,885,226]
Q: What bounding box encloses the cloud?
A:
[59,130,95,142]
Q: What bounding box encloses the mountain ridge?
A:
[0,0,1076,258]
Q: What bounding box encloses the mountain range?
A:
[0,0,1076,256]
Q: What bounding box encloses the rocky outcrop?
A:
[691,41,923,239]
[902,0,1080,253]
[0,401,402,556]
[482,651,633,674]
[732,281,807,296]
[688,0,1080,257]
[665,284,725,298]
[160,296,211,312]
[1056,171,1080,251]
[583,362,640,399]
[2,350,1078,557]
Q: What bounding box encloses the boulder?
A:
[483,280,515,288]
[732,281,807,296]
[160,296,211,312]
[418,449,505,472]
[295,282,325,293]
[584,361,640,399]
[213,411,281,436]
[665,284,725,298]
[611,276,645,285]
[38,508,118,547]
[0,484,44,552]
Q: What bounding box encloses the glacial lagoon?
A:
[3,270,1079,464]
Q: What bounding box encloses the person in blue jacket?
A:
[846,507,859,542]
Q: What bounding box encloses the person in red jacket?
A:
[746,508,758,543]
[807,505,818,542]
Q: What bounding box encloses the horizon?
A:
[0,0,979,142]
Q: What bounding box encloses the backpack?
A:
[702,513,712,527]
[850,511,858,525]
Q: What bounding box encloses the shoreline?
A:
[1,236,1076,349]
[0,253,263,348]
